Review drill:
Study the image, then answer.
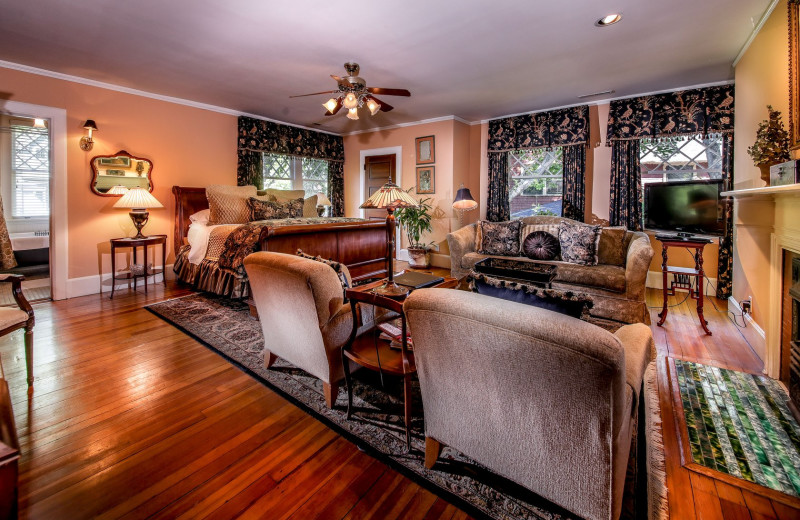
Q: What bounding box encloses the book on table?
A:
[377,319,413,350]
[393,271,444,289]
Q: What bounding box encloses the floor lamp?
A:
[453,183,478,225]
[360,177,419,298]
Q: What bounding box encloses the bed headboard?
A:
[172,186,208,254]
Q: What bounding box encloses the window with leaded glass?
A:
[508,148,563,218]
[640,136,723,187]
[261,153,329,198]
[11,125,50,218]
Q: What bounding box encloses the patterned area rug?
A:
[673,359,800,497]
[146,293,582,520]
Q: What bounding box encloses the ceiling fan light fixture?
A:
[347,108,359,120]
[366,98,380,116]
[343,92,359,109]
[596,13,622,26]
[323,98,338,113]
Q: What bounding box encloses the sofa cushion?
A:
[248,196,304,221]
[522,231,560,260]
[478,220,522,256]
[558,221,601,265]
[598,226,627,266]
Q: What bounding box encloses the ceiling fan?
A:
[290,62,411,120]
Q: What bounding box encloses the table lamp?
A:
[360,177,419,298]
[315,193,332,216]
[113,187,163,239]
[106,185,129,196]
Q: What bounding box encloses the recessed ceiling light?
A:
[596,13,622,27]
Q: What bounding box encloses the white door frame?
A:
[1,101,68,300]
[359,146,404,260]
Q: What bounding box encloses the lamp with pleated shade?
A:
[315,193,332,216]
[106,185,129,196]
[359,178,418,298]
[113,187,163,239]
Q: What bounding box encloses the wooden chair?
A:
[0,275,35,394]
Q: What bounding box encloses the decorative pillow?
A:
[296,249,351,303]
[262,188,306,202]
[468,271,593,319]
[598,226,628,266]
[247,197,304,221]
[206,185,257,225]
[522,231,560,260]
[189,209,210,224]
[303,195,318,218]
[558,221,601,265]
[478,220,522,256]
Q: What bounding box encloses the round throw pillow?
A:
[522,231,560,260]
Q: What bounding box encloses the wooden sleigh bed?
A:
[172,186,389,285]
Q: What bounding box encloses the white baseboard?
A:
[728,296,766,340]
[646,271,717,297]
[66,264,174,299]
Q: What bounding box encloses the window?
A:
[508,148,563,218]
[262,153,329,197]
[11,125,49,218]
[640,136,723,187]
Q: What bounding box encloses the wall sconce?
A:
[79,120,98,151]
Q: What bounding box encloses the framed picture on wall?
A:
[415,135,435,164]
[416,166,435,194]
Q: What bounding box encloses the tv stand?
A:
[654,235,712,336]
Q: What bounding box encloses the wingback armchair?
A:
[244,252,376,408]
[404,288,654,520]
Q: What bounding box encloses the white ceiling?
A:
[0,0,771,134]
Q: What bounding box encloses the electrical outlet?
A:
[741,299,752,315]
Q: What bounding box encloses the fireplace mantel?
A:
[725,183,800,378]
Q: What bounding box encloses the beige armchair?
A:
[404,288,654,520]
[244,252,374,408]
[0,275,34,394]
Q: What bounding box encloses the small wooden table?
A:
[655,234,713,336]
[109,235,167,299]
[341,275,457,449]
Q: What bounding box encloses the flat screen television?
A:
[644,179,724,236]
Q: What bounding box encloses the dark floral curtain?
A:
[327,161,344,217]
[562,144,586,220]
[609,140,643,230]
[486,152,510,222]
[236,149,263,187]
[487,105,588,221]
[236,116,345,209]
[716,134,734,300]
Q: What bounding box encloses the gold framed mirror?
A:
[90,150,153,196]
[790,0,800,149]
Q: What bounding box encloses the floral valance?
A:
[607,84,734,143]
[488,105,589,152]
[237,116,344,162]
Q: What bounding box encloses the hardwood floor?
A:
[0,274,795,519]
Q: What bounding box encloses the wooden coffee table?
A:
[340,274,456,450]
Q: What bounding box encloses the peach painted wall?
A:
[731,0,790,329]
[0,66,237,283]
[342,120,471,262]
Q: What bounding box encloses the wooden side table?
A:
[340,275,457,450]
[655,234,713,336]
[109,235,167,299]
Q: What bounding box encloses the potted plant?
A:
[748,105,791,185]
[395,195,434,269]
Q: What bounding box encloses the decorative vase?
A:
[758,163,774,186]
[407,247,430,269]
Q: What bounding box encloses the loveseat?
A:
[447,216,654,324]
[404,288,655,520]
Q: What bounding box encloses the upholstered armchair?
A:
[0,275,34,394]
[404,288,654,520]
[244,252,375,408]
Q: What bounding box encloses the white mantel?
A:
[724,183,800,378]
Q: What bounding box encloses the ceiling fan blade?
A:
[331,75,350,87]
[367,87,411,97]
[289,90,338,98]
[324,98,343,116]
[369,96,394,112]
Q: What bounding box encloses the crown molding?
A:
[0,59,339,136]
[732,0,780,67]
